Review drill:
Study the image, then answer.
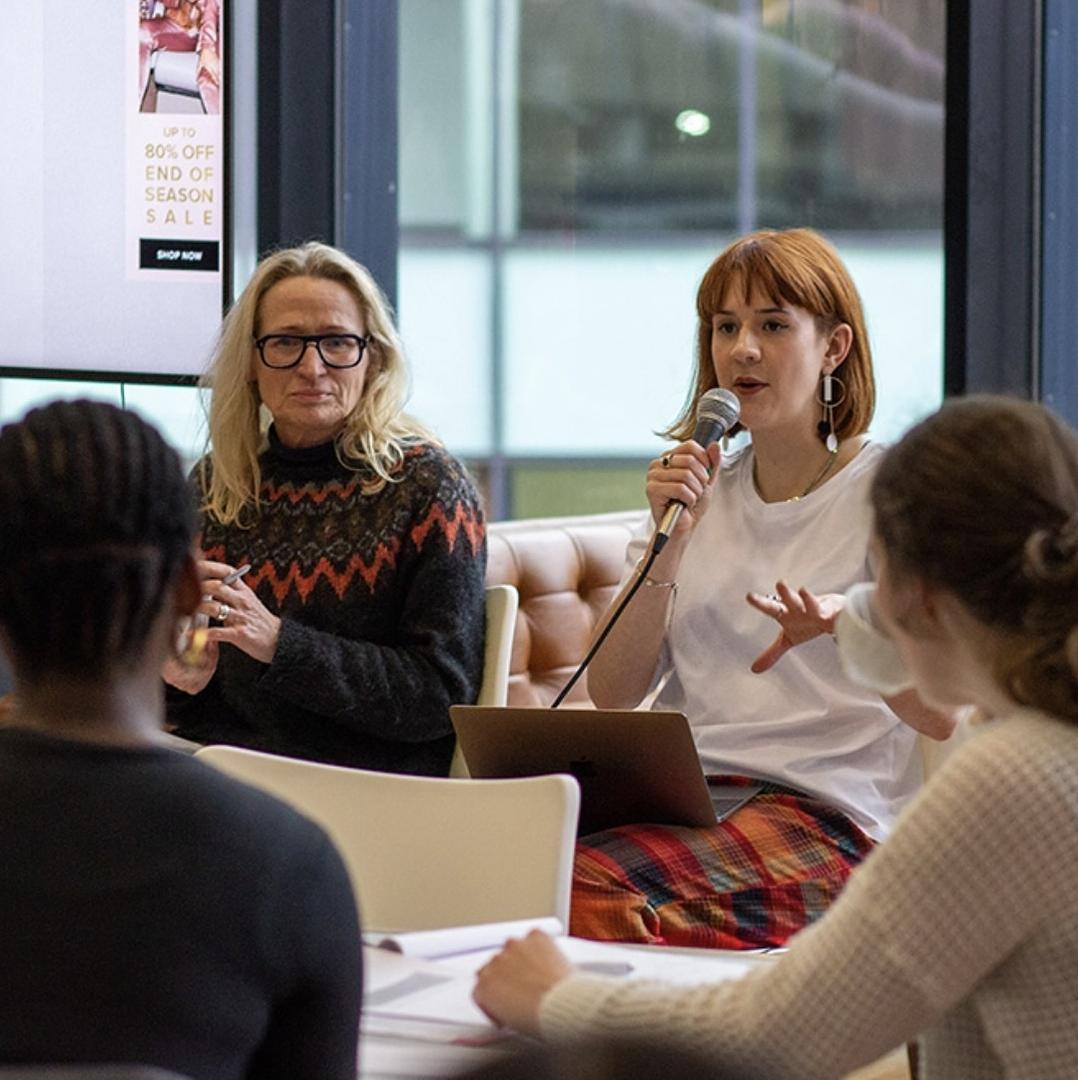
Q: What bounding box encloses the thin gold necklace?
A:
[754,449,839,503]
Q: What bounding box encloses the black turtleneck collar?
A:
[265,424,339,467]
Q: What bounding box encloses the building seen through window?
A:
[0,1,947,522]
[399,0,946,518]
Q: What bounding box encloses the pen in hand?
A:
[220,563,252,586]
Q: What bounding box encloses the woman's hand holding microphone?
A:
[646,440,722,578]
[646,386,740,576]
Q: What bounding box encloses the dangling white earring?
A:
[817,372,846,453]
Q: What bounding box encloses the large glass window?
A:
[400,0,946,518]
[0,377,206,469]
[0,1,947,515]
[515,1,944,233]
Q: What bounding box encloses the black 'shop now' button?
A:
[139,239,220,271]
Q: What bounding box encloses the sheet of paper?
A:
[362,1014,507,1047]
[364,916,563,959]
[365,945,456,996]
[361,1032,511,1079]
[364,945,503,1030]
[564,937,768,984]
[435,934,767,984]
[364,962,494,1028]
[364,935,771,1033]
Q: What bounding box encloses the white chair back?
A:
[449,584,519,777]
[478,584,518,707]
[195,744,578,932]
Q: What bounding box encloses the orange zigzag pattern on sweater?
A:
[203,502,479,605]
[262,476,363,505]
[203,542,402,603]
[411,502,484,554]
[257,543,403,604]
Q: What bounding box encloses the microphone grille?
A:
[697,387,741,429]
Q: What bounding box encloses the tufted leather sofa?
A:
[486,510,648,707]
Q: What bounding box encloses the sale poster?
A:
[126,0,224,281]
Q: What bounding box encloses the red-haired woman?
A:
[575,228,953,950]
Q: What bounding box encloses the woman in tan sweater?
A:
[474,395,1078,1080]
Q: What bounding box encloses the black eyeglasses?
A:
[254,333,371,369]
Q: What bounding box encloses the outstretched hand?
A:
[746,581,844,673]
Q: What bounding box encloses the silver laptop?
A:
[450,706,762,836]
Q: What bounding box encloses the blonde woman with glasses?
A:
[164,242,486,775]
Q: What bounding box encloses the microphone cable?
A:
[551,543,662,708]
[550,388,738,708]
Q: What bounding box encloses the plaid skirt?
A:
[570,776,874,950]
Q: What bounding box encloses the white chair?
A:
[449,583,519,778]
[195,743,578,932]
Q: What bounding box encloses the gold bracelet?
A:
[632,561,678,634]
[639,568,678,631]
[633,558,677,592]
[642,575,677,590]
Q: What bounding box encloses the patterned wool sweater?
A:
[542,708,1078,1079]
[167,431,486,776]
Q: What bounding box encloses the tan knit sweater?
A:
[542,708,1078,1079]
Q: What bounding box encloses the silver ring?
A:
[217,603,231,623]
[661,454,671,468]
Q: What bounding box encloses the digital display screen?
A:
[0,1,228,381]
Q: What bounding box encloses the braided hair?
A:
[0,400,197,681]
[872,396,1078,722]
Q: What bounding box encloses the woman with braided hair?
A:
[475,396,1078,1079]
[0,400,361,1078]
[163,241,486,775]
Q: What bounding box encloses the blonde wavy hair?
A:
[199,242,436,526]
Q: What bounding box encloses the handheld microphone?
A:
[550,387,739,707]
[653,387,740,553]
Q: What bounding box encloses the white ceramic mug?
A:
[834,582,913,697]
